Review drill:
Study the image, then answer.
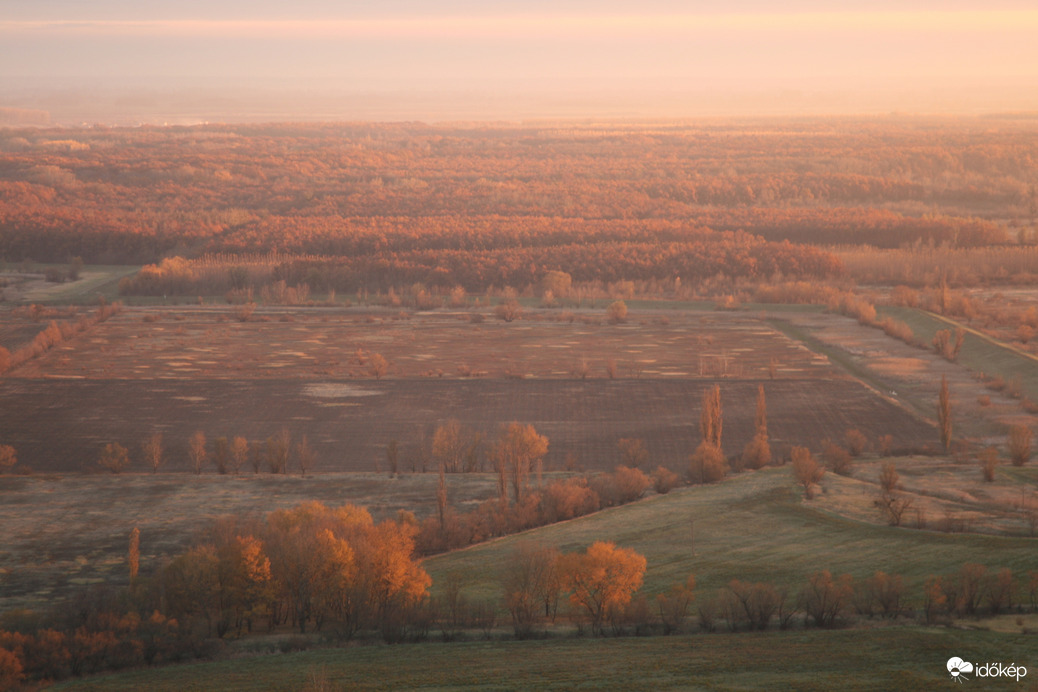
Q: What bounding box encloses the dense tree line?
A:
[117,235,840,296]
[1,119,1029,267]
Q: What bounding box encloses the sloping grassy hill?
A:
[55,467,1038,691]
[423,467,1036,602]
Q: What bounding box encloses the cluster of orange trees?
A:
[0,502,430,686]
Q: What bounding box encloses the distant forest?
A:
[1,119,1033,290]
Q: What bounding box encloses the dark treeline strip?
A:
[118,235,841,296]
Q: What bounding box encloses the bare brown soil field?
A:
[0,306,941,473]
[0,375,933,474]
[9,306,832,380]
[0,472,500,612]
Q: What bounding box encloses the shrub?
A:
[651,466,680,494]
[879,461,899,493]
[792,446,824,499]
[741,435,771,470]
[823,440,853,476]
[1009,425,1032,466]
[606,300,628,324]
[495,299,522,322]
[98,443,130,474]
[611,465,650,504]
[980,446,998,482]
[617,438,649,469]
[689,442,727,484]
[844,429,867,457]
[0,445,17,474]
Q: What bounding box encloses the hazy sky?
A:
[3,1,1038,116]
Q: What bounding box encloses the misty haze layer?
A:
[3,1,1038,122]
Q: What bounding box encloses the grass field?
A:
[0,264,139,305]
[52,628,1037,691]
[420,467,1038,602]
[881,306,1038,404]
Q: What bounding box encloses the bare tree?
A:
[979,446,998,482]
[493,422,549,504]
[437,462,448,534]
[700,385,723,449]
[792,446,823,499]
[230,436,249,475]
[824,440,853,476]
[844,429,867,457]
[142,433,163,473]
[188,431,207,475]
[572,357,592,379]
[876,492,913,527]
[213,437,230,474]
[386,439,399,477]
[741,384,771,470]
[295,434,315,476]
[266,428,290,474]
[1009,424,1032,466]
[432,420,467,473]
[128,527,140,582]
[617,438,649,469]
[879,461,900,494]
[504,543,561,638]
[369,353,388,380]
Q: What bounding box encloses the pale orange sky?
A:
[3,3,1037,118]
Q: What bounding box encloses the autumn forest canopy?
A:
[1,118,1034,293]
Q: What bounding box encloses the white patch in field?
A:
[303,383,383,398]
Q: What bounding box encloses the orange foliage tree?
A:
[493,423,549,505]
[561,541,647,635]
